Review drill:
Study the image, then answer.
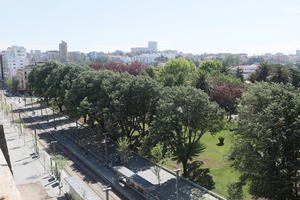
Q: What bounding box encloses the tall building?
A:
[296,50,300,57]
[148,41,158,52]
[59,40,68,62]
[1,46,29,78]
[131,41,158,54]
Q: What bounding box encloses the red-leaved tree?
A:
[210,83,244,120]
[89,62,146,76]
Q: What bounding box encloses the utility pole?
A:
[103,186,111,200]
[174,169,181,200]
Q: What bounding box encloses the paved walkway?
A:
[0,109,65,200]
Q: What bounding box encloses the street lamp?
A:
[34,129,39,156]
[102,132,109,167]
[103,186,111,200]
[53,110,56,130]
[174,168,181,200]
[10,104,13,121]
[31,96,34,115]
[51,141,58,155]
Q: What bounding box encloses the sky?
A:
[1,0,300,55]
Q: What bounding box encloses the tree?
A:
[210,83,244,120]
[186,160,215,190]
[159,58,197,87]
[222,55,240,68]
[150,144,165,185]
[141,65,160,80]
[235,67,244,82]
[195,69,210,93]
[28,62,60,101]
[65,70,113,122]
[117,137,131,163]
[45,63,88,112]
[230,83,300,200]
[151,86,224,176]
[227,182,244,200]
[95,56,109,63]
[199,60,223,73]
[249,63,272,82]
[89,62,146,76]
[107,73,160,147]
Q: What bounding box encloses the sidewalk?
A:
[0,110,65,200]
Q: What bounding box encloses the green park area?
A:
[166,123,251,199]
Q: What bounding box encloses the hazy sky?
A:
[1,0,300,55]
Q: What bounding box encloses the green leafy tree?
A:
[159,58,197,87]
[150,144,165,185]
[199,60,223,73]
[95,56,109,63]
[107,73,160,146]
[222,55,240,68]
[152,86,224,176]
[186,160,215,190]
[230,83,300,200]
[46,63,88,112]
[117,137,131,163]
[28,62,60,102]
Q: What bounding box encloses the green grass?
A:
[165,125,251,199]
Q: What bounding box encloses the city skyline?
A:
[1,0,300,55]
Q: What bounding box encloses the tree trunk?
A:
[182,159,188,177]
[58,104,63,112]
[83,115,87,123]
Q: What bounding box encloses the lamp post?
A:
[10,104,13,121]
[19,111,22,136]
[102,133,109,167]
[103,186,111,200]
[53,110,56,130]
[174,168,181,200]
[51,141,58,155]
[34,129,39,156]
[31,96,34,115]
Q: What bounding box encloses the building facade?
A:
[1,46,29,79]
[59,40,68,62]
[15,65,33,91]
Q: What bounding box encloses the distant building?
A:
[15,65,32,91]
[0,54,4,81]
[43,50,59,61]
[230,64,258,79]
[1,46,29,79]
[68,51,82,62]
[148,41,157,52]
[296,50,300,56]
[87,51,105,61]
[30,50,42,62]
[131,41,158,54]
[59,40,68,62]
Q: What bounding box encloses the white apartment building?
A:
[2,46,29,79]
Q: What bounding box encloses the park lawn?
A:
[165,128,251,199]
[196,130,251,199]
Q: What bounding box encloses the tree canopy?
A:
[159,58,197,87]
[151,86,224,176]
[230,82,300,200]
